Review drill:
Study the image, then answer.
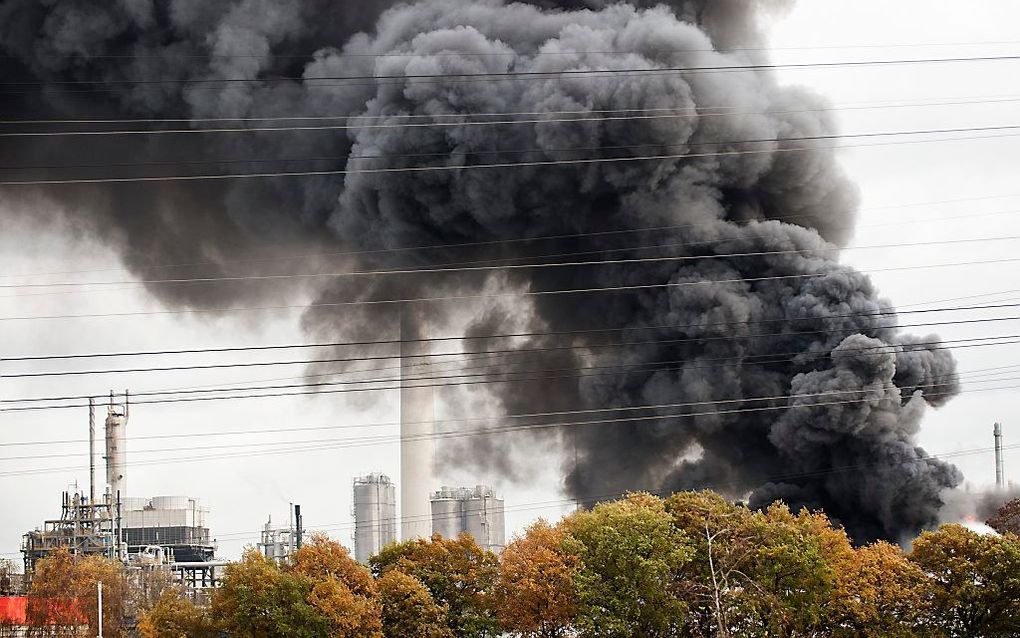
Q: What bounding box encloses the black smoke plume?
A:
[0,0,961,542]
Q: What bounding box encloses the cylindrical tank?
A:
[353,474,397,563]
[400,303,436,540]
[105,404,128,498]
[430,492,461,540]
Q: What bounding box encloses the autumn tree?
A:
[729,504,851,637]
[910,524,1020,637]
[561,493,693,638]
[666,491,758,636]
[211,548,332,638]
[137,588,215,638]
[826,541,930,637]
[987,498,1020,535]
[289,534,382,637]
[27,548,127,638]
[376,570,453,638]
[667,493,862,637]
[494,520,579,638]
[370,533,499,637]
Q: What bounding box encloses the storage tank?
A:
[430,487,462,540]
[353,474,397,563]
[430,485,505,553]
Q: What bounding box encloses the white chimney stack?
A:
[399,303,435,540]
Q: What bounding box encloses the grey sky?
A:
[3,0,1020,561]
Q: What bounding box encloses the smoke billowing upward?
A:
[0,0,962,542]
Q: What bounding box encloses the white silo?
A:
[429,486,462,540]
[430,485,505,553]
[353,473,397,563]
[104,393,129,499]
[399,303,436,540]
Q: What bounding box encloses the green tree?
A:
[494,520,579,637]
[376,570,453,638]
[561,493,693,638]
[733,504,850,637]
[137,588,215,638]
[910,524,1020,637]
[370,533,499,637]
[211,548,331,638]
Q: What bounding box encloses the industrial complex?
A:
[13,376,506,591]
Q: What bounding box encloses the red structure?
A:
[0,596,27,624]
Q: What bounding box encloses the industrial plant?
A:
[18,392,219,591]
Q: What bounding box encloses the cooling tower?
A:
[400,303,435,540]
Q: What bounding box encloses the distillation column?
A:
[105,394,129,499]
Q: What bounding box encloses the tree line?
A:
[17,491,1020,637]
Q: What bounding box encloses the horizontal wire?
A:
[4,299,1014,364]
[0,373,994,463]
[2,310,1014,382]
[5,55,1020,88]
[3,94,1019,128]
[4,367,1008,453]
[7,97,1020,138]
[4,126,1018,186]
[8,39,1020,64]
[10,358,1012,449]
[1,335,1008,413]
[4,254,1020,322]
[6,233,1019,291]
[6,190,1020,282]
[0,382,1004,478]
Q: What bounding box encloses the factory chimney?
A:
[995,422,1005,490]
[105,390,129,499]
[399,303,435,540]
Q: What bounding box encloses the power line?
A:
[5,190,1020,282]
[4,300,1015,363]
[0,381,1008,478]
[6,362,1008,458]
[1,334,1008,413]
[1,313,1014,381]
[7,97,1020,137]
[4,234,1019,291]
[11,359,1012,449]
[0,376,990,463]
[5,94,1020,128]
[3,126,1017,186]
[4,256,1020,322]
[5,54,1020,89]
[7,38,1020,64]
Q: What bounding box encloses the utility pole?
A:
[89,398,96,505]
[97,581,103,638]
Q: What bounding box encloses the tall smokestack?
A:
[995,422,1005,489]
[400,303,436,539]
[105,391,128,499]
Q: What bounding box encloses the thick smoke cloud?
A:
[0,0,961,542]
